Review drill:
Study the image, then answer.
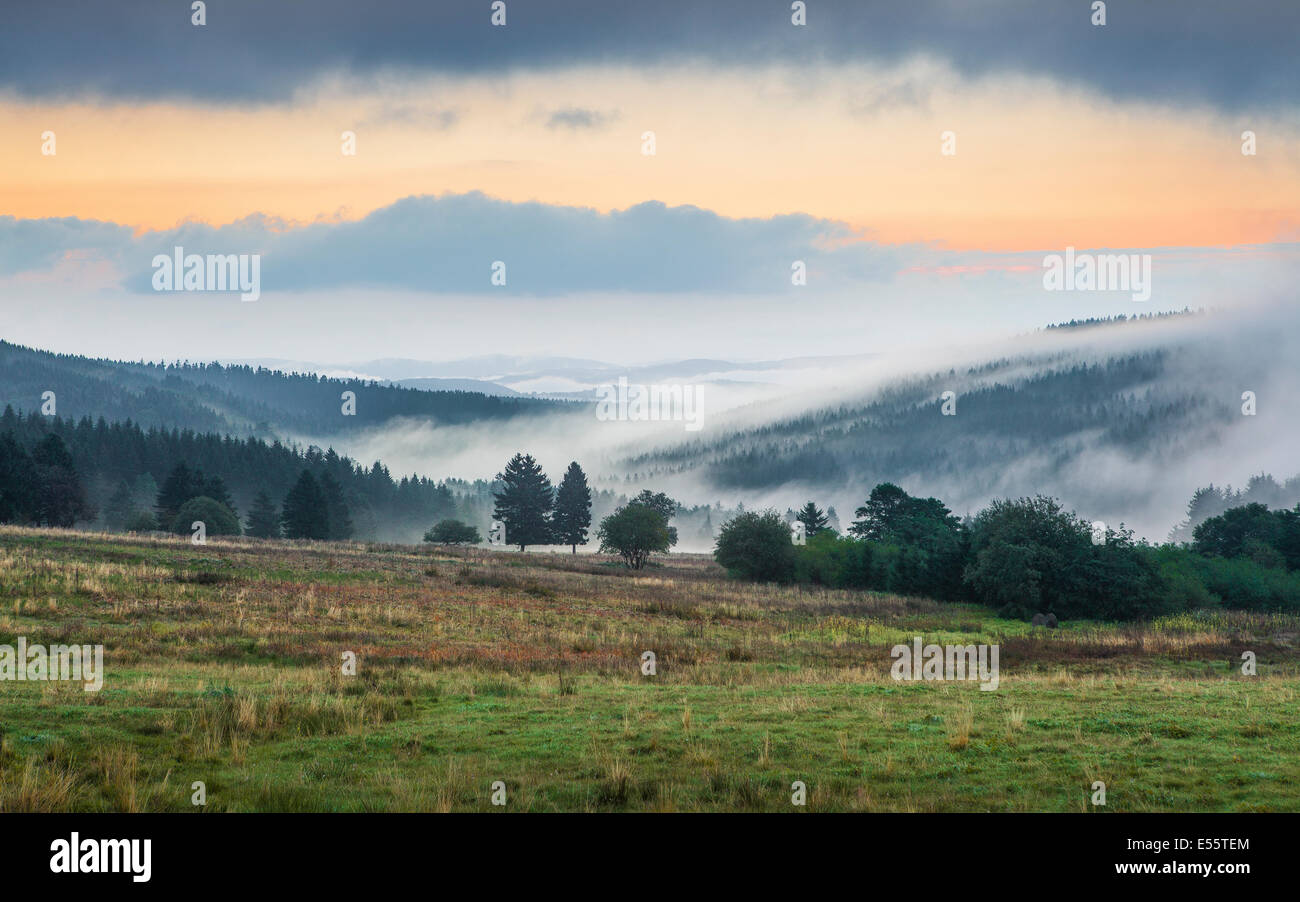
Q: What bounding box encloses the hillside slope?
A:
[0,341,568,437]
[617,308,1299,538]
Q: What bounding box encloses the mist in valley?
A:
[305,300,1300,549]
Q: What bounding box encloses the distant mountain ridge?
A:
[228,352,883,398]
[391,377,525,397]
[0,341,567,439]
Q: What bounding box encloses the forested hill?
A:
[617,307,1293,540]
[0,341,569,438]
[624,350,1197,491]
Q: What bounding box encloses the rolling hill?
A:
[0,340,569,439]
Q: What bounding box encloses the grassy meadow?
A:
[0,525,1297,812]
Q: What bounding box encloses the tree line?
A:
[8,408,1295,621]
[0,409,734,545]
[714,483,1300,619]
[0,406,508,541]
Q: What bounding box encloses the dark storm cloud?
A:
[1,1,1295,109]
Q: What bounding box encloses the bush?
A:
[1191,553,1300,612]
[714,510,796,583]
[963,496,1168,620]
[793,531,873,588]
[423,519,482,545]
[123,510,158,533]
[170,496,241,537]
[598,503,672,569]
[1147,546,1216,611]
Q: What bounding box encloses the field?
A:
[0,525,1297,812]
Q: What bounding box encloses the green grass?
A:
[0,525,1297,811]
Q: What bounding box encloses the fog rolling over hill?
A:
[604,304,1300,540]
[286,304,1300,544]
[3,304,1295,545]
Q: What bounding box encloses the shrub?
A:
[1192,554,1300,612]
[423,519,482,545]
[123,510,158,533]
[963,496,1168,620]
[714,510,796,583]
[793,531,872,588]
[170,496,241,536]
[598,503,672,569]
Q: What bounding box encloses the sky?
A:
[0,0,1297,365]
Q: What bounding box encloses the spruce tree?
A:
[319,472,354,540]
[552,461,593,553]
[103,479,136,531]
[155,462,202,524]
[245,491,282,539]
[132,472,159,509]
[825,506,841,533]
[32,433,91,527]
[796,501,830,537]
[202,474,238,519]
[280,470,330,539]
[0,432,34,523]
[491,453,554,551]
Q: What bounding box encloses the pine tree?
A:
[155,462,203,524]
[103,480,136,531]
[796,501,830,537]
[203,474,238,519]
[0,432,34,523]
[698,511,714,542]
[132,472,159,508]
[492,453,554,551]
[245,491,281,538]
[552,461,592,553]
[319,472,354,540]
[31,433,91,527]
[825,506,841,533]
[280,470,329,540]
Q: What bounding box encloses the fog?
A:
[307,300,1300,545]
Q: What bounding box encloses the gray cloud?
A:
[846,77,933,117]
[545,107,618,130]
[0,193,905,295]
[358,104,459,130]
[0,216,132,275]
[2,1,1295,110]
